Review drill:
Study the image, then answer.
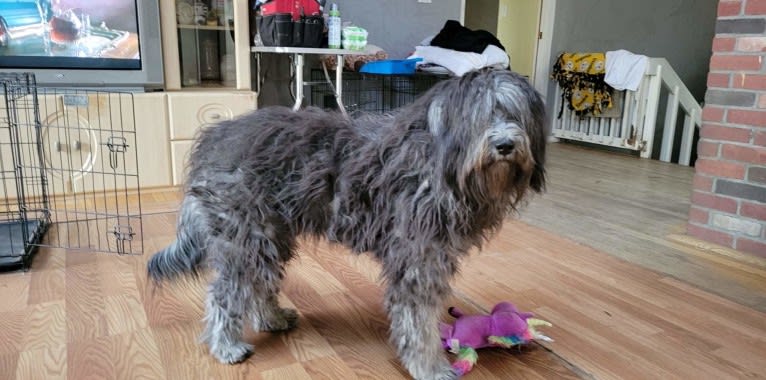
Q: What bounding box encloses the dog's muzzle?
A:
[489,122,525,160]
[493,138,516,157]
[488,129,524,161]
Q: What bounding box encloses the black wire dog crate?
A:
[0,73,143,270]
[309,70,448,113]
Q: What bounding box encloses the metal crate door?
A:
[0,74,49,267]
[7,87,143,255]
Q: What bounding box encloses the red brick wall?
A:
[689,0,766,257]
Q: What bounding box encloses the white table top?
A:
[251,46,362,55]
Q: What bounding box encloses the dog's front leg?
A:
[384,254,458,380]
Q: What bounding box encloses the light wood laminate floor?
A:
[1,143,764,379]
[523,143,766,311]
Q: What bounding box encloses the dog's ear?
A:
[428,96,445,136]
[529,160,546,193]
[528,96,547,193]
[427,95,445,136]
[510,74,547,194]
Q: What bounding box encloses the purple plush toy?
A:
[439,302,552,376]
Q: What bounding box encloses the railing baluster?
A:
[660,86,681,162]
[640,64,663,158]
[679,110,696,166]
[621,90,633,141]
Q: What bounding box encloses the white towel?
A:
[605,50,648,91]
[409,45,509,77]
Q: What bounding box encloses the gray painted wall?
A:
[465,0,499,34]
[325,0,462,59]
[546,0,718,111]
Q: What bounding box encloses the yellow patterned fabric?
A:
[558,53,606,75]
[551,53,613,117]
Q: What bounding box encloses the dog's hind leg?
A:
[234,224,298,333]
[383,252,459,380]
[201,236,257,364]
[249,239,299,333]
[202,274,253,361]
[202,228,298,364]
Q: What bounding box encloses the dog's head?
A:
[423,68,547,208]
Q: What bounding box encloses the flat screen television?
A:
[0,0,163,90]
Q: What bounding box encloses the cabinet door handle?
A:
[55,141,82,152]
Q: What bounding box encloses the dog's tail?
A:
[147,204,205,282]
[147,227,204,282]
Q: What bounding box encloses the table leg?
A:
[293,53,304,111]
[335,54,347,116]
[255,52,261,94]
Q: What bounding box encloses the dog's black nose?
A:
[495,141,515,156]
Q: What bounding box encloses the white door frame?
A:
[533,0,556,100]
[460,0,556,99]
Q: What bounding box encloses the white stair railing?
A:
[551,58,702,165]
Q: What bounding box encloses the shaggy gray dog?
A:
[148,68,546,380]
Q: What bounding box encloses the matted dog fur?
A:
[148,68,547,379]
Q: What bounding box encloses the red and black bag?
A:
[259,0,322,20]
[255,0,325,47]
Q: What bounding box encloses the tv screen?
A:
[0,0,141,71]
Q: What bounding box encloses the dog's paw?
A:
[255,307,299,332]
[211,342,254,364]
[269,307,299,331]
[409,362,460,380]
[431,366,460,380]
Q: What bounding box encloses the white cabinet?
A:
[36,93,131,194]
[1,92,172,197]
[167,91,255,139]
[38,93,171,194]
[2,89,256,195]
[171,139,194,185]
[167,91,256,185]
[134,93,172,189]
